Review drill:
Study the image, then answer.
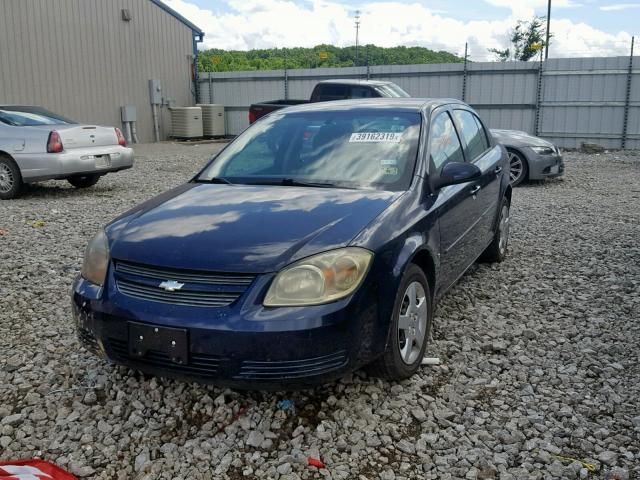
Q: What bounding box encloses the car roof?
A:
[316,79,398,87]
[279,98,467,115]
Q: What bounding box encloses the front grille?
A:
[108,338,221,377]
[236,351,348,380]
[115,261,254,286]
[117,279,240,307]
[113,260,255,308]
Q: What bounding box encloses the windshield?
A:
[198,110,421,191]
[0,106,75,126]
[375,84,411,98]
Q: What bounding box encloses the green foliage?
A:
[198,44,463,72]
[489,16,550,62]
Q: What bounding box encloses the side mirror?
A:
[433,162,481,190]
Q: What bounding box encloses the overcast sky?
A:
[165,0,638,60]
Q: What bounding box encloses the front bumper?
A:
[16,145,134,182]
[525,147,565,180]
[71,267,383,389]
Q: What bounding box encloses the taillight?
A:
[248,110,257,124]
[115,127,126,147]
[47,131,63,153]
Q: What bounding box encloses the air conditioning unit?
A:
[169,107,203,138]
[197,104,225,137]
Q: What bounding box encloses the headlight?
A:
[531,146,555,155]
[81,229,110,286]
[264,248,373,306]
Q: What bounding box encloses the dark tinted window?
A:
[429,112,464,171]
[199,110,422,191]
[0,106,75,126]
[314,84,348,101]
[349,86,376,98]
[452,109,489,162]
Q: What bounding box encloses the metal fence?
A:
[197,56,639,149]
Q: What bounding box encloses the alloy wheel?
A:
[498,204,510,255]
[397,281,428,365]
[508,151,523,184]
[0,163,14,193]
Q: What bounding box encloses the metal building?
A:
[0,0,203,143]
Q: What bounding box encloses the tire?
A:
[67,174,101,188]
[0,154,23,200]
[370,264,432,380]
[480,197,510,263]
[507,149,528,187]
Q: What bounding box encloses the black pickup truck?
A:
[248,79,410,123]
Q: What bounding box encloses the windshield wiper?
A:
[195,177,234,185]
[280,178,339,188]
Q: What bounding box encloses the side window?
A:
[452,109,489,162]
[349,86,375,98]
[472,115,490,148]
[315,84,348,101]
[429,112,464,171]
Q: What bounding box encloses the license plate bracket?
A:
[94,155,111,168]
[128,322,188,365]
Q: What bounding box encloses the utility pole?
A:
[355,10,361,66]
[545,0,551,60]
[462,42,468,102]
[366,44,371,79]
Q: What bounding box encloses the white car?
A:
[0,105,134,199]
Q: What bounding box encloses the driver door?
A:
[429,109,482,292]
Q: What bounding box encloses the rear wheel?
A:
[0,154,23,200]
[508,149,528,187]
[370,264,432,380]
[67,174,100,188]
[480,197,510,263]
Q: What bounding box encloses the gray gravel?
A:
[0,143,638,480]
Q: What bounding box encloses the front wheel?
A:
[67,174,101,188]
[480,198,510,263]
[370,264,432,380]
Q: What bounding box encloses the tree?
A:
[197,45,463,72]
[489,16,549,62]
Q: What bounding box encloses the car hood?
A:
[108,183,401,273]
[490,129,555,148]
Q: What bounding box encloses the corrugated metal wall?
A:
[0,0,195,143]
[199,57,639,149]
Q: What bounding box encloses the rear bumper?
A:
[15,146,134,182]
[525,148,565,180]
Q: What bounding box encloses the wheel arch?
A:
[0,150,16,161]
[409,249,436,300]
[504,184,512,205]
[391,232,439,301]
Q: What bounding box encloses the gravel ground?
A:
[0,143,638,480]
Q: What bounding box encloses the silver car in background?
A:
[491,129,564,186]
[0,105,134,199]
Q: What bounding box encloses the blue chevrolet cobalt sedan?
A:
[73,99,511,388]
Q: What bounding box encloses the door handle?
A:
[495,166,503,174]
[469,185,481,196]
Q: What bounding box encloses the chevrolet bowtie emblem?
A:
[159,280,185,292]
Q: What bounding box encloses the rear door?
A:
[429,109,480,290]
[451,109,502,249]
